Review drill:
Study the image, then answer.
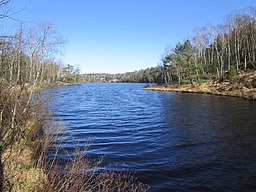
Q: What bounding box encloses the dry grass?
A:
[2,138,47,191]
[0,79,48,191]
[144,71,256,100]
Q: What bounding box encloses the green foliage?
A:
[61,64,81,83]
[227,66,237,79]
[155,7,256,85]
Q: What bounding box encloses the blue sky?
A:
[4,0,256,73]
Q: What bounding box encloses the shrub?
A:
[227,66,238,79]
[40,136,149,192]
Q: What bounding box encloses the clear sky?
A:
[4,0,256,74]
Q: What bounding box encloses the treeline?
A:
[160,6,256,85]
[116,67,165,83]
[82,73,119,82]
[0,22,81,89]
[85,7,256,85]
[82,67,164,83]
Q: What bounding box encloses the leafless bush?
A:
[38,132,149,192]
[0,85,46,145]
[0,79,50,191]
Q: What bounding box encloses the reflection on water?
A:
[46,83,256,191]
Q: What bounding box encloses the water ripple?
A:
[45,83,256,191]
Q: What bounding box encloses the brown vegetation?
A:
[144,71,256,100]
[42,144,148,192]
[0,81,47,191]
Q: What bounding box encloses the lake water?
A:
[46,83,256,191]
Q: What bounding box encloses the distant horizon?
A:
[81,67,153,75]
[6,0,256,73]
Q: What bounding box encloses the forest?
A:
[0,22,81,88]
[83,7,256,85]
[159,6,256,85]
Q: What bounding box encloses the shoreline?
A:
[144,84,255,100]
[32,81,81,92]
[144,72,256,101]
[2,80,82,191]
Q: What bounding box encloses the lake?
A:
[46,83,256,191]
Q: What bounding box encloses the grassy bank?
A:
[144,71,256,101]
